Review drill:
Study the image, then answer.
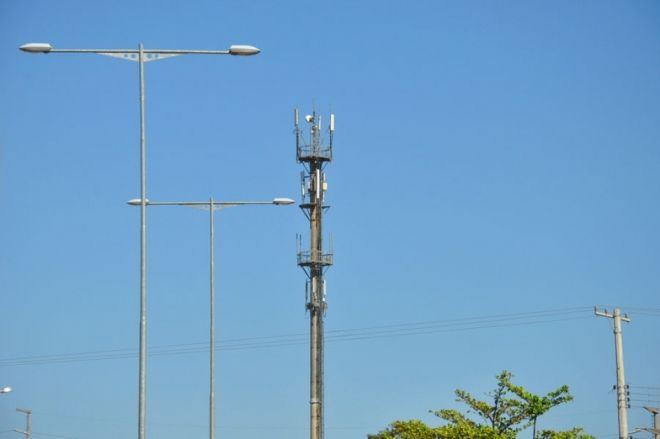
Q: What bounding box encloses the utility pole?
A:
[15,408,32,439]
[642,406,660,439]
[295,109,334,439]
[595,307,630,439]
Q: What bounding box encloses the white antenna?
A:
[305,280,310,310]
[330,113,335,132]
[294,108,299,127]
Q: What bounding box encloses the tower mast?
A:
[295,109,334,439]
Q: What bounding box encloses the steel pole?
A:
[210,198,216,439]
[15,408,32,439]
[613,308,628,439]
[138,42,147,439]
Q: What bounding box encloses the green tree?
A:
[366,419,442,439]
[368,371,594,439]
[366,418,504,439]
[537,427,595,439]
[434,371,526,437]
[500,372,573,438]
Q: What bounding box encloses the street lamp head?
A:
[272,197,295,205]
[127,198,149,206]
[19,43,53,53]
[0,386,12,394]
[228,45,261,56]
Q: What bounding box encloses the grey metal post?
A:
[210,197,216,439]
[20,41,260,439]
[127,196,292,439]
[595,307,630,439]
[137,42,147,439]
[644,407,660,439]
[15,408,32,439]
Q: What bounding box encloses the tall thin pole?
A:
[595,307,630,439]
[210,198,216,439]
[613,308,629,439]
[15,408,32,439]
[643,407,660,439]
[138,42,147,439]
[127,197,292,439]
[295,110,334,439]
[20,41,260,439]
[309,157,324,439]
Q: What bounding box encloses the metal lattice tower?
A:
[295,109,334,439]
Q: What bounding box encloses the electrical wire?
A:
[32,433,80,439]
[0,307,597,367]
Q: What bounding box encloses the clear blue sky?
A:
[1,1,660,438]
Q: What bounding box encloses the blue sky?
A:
[1,1,660,438]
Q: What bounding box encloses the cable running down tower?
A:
[295,109,334,439]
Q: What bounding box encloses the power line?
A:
[32,433,80,439]
[0,306,597,367]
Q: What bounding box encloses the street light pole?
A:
[128,197,293,439]
[21,42,260,439]
[137,43,148,439]
[15,408,32,439]
[644,407,660,439]
[209,197,216,439]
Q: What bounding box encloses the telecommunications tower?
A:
[295,108,334,439]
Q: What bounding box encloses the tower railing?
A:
[297,143,332,162]
[297,249,334,267]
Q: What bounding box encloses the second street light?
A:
[128,196,294,439]
[21,41,260,439]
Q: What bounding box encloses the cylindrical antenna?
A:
[330,114,335,132]
[305,280,310,308]
[294,108,299,127]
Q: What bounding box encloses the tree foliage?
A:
[368,371,594,439]
[500,372,573,438]
[537,428,595,439]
